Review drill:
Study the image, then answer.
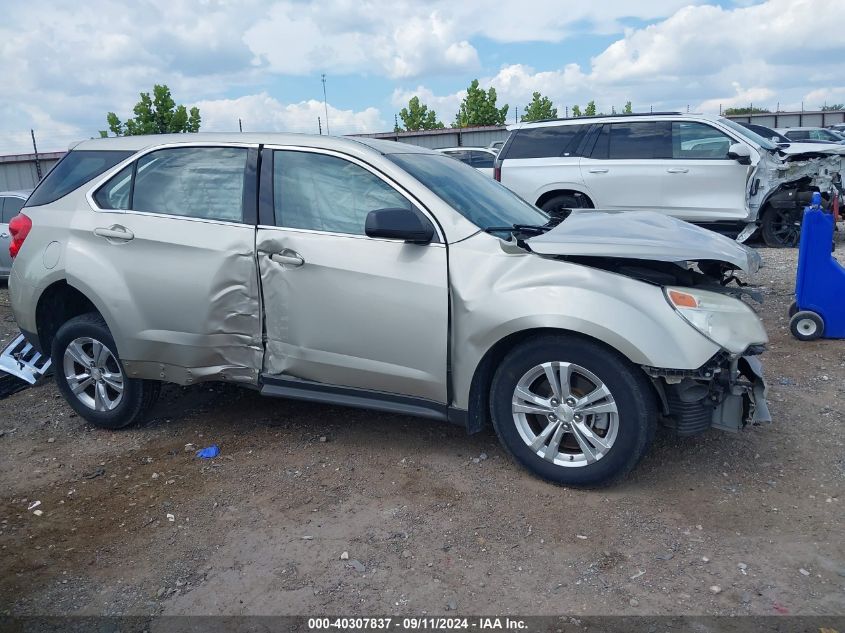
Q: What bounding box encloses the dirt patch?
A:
[1,247,844,616]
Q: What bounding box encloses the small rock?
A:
[32,509,43,517]
[151,473,159,480]
[472,458,480,464]
[709,585,722,595]
[479,453,488,460]
[47,437,55,444]
[701,557,710,563]
[184,443,195,452]
[576,534,588,540]
[738,562,748,573]
[340,551,349,560]
[302,535,314,540]
[166,513,175,522]
[402,550,411,559]
[799,568,810,576]
[629,598,639,607]
[319,436,327,443]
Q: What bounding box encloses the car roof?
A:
[437,146,496,153]
[508,111,715,130]
[70,133,437,157]
[0,189,33,199]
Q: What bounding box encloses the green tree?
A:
[571,104,582,117]
[520,91,557,122]
[101,84,201,136]
[584,100,597,116]
[723,106,770,115]
[399,96,445,131]
[821,103,845,111]
[453,79,509,127]
[623,101,633,114]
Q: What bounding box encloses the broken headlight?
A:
[664,287,768,355]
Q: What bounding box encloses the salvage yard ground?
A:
[0,246,843,617]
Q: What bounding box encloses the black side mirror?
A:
[365,208,434,244]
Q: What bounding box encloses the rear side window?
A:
[505,125,588,159]
[590,122,671,159]
[786,130,808,140]
[470,151,495,168]
[2,197,25,222]
[26,150,133,207]
[95,147,248,222]
[442,150,472,165]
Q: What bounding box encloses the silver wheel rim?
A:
[797,318,817,336]
[63,337,124,411]
[511,362,619,467]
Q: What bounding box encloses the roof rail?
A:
[528,112,685,124]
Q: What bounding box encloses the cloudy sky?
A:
[1,0,843,153]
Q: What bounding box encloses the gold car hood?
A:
[526,210,761,273]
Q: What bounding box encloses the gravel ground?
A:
[0,245,843,617]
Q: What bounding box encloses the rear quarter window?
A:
[25,150,134,208]
[503,125,588,159]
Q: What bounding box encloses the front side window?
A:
[672,122,732,159]
[131,147,247,221]
[274,151,413,235]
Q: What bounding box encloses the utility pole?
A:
[318,116,322,135]
[238,118,243,132]
[321,74,330,135]
[515,106,518,124]
[565,106,569,118]
[30,129,42,180]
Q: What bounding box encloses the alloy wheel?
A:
[63,337,124,412]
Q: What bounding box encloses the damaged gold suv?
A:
[7,134,769,486]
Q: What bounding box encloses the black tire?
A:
[52,313,160,429]
[761,206,801,247]
[490,334,657,487]
[789,310,824,341]
[788,301,799,318]
[539,193,593,220]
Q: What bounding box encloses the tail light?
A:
[8,213,32,258]
[493,165,501,181]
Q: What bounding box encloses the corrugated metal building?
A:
[0,152,63,190]
[352,125,509,149]
[725,109,845,128]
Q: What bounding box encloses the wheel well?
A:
[464,327,653,434]
[535,190,594,210]
[36,281,100,354]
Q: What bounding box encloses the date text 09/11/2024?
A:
[307,617,527,630]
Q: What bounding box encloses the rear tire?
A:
[539,193,593,220]
[52,313,160,429]
[789,311,824,341]
[490,335,657,487]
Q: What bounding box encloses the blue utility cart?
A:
[789,192,845,340]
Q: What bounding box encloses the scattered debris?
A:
[701,557,710,563]
[32,509,43,517]
[319,436,328,443]
[655,552,674,561]
[302,535,314,540]
[184,443,196,452]
[83,467,105,479]
[709,585,722,595]
[576,534,588,540]
[46,437,55,443]
[195,445,220,459]
[166,513,175,522]
[340,551,349,560]
[799,568,810,576]
[630,570,645,580]
[27,500,41,511]
[347,559,365,573]
[738,562,748,575]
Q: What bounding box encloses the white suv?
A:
[496,113,844,247]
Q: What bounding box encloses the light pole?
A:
[321,73,330,135]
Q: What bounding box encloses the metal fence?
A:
[724,110,845,128]
[0,152,63,190]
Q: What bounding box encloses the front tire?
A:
[761,206,801,247]
[490,335,657,487]
[539,193,593,221]
[52,313,160,429]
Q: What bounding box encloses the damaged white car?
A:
[496,113,843,247]
[7,134,768,486]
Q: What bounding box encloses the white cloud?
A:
[194,93,385,136]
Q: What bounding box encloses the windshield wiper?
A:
[483,224,550,236]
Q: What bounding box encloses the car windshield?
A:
[387,153,548,230]
[719,118,779,151]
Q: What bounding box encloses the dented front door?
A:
[256,147,449,402]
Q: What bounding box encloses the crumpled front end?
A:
[645,352,771,436]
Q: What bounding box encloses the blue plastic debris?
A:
[196,445,220,459]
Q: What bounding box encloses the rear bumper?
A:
[646,352,770,436]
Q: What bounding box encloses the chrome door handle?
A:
[270,250,305,267]
[588,168,609,173]
[94,226,134,242]
[666,168,689,173]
